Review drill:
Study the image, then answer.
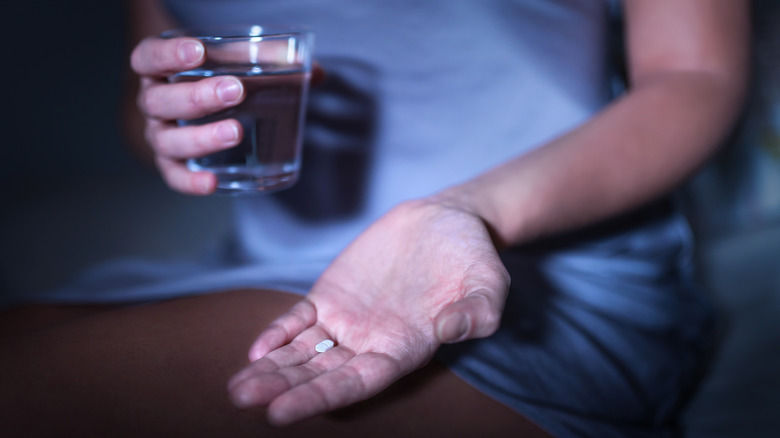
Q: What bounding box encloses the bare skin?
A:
[0,290,551,438]
[0,0,750,436]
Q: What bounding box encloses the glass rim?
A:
[161,24,312,41]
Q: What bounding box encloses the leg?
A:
[0,303,123,338]
[0,290,552,438]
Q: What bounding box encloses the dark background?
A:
[0,1,233,298]
[1,2,130,181]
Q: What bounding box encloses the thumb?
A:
[434,290,504,344]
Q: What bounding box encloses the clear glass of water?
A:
[162,25,314,195]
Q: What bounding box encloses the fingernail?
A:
[216,121,239,144]
[216,78,243,104]
[178,40,204,65]
[437,314,470,343]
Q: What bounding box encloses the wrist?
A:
[427,183,511,249]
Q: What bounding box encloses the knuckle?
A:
[129,37,153,73]
[137,90,154,116]
[137,84,167,118]
[155,157,188,194]
[190,80,218,110]
[129,48,143,74]
[144,124,163,152]
[171,125,211,157]
[187,83,206,109]
[151,41,169,70]
[162,172,184,193]
[192,129,213,155]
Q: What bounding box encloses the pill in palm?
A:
[315,339,335,353]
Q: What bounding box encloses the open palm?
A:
[227,199,510,425]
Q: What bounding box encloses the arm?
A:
[228,0,750,425]
[441,0,750,247]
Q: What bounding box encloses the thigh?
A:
[0,303,123,338]
[0,289,551,438]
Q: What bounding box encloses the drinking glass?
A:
[163,25,314,195]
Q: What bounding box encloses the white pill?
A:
[315,339,335,353]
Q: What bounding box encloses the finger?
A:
[434,289,505,343]
[433,252,511,343]
[229,325,346,406]
[228,330,343,389]
[233,324,333,387]
[146,118,242,160]
[139,76,245,121]
[155,156,216,195]
[248,300,318,362]
[131,36,205,77]
[266,352,402,426]
[228,345,355,408]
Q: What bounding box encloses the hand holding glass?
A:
[163,25,314,195]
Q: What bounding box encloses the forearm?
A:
[438,71,747,247]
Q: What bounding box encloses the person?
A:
[0,0,749,436]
